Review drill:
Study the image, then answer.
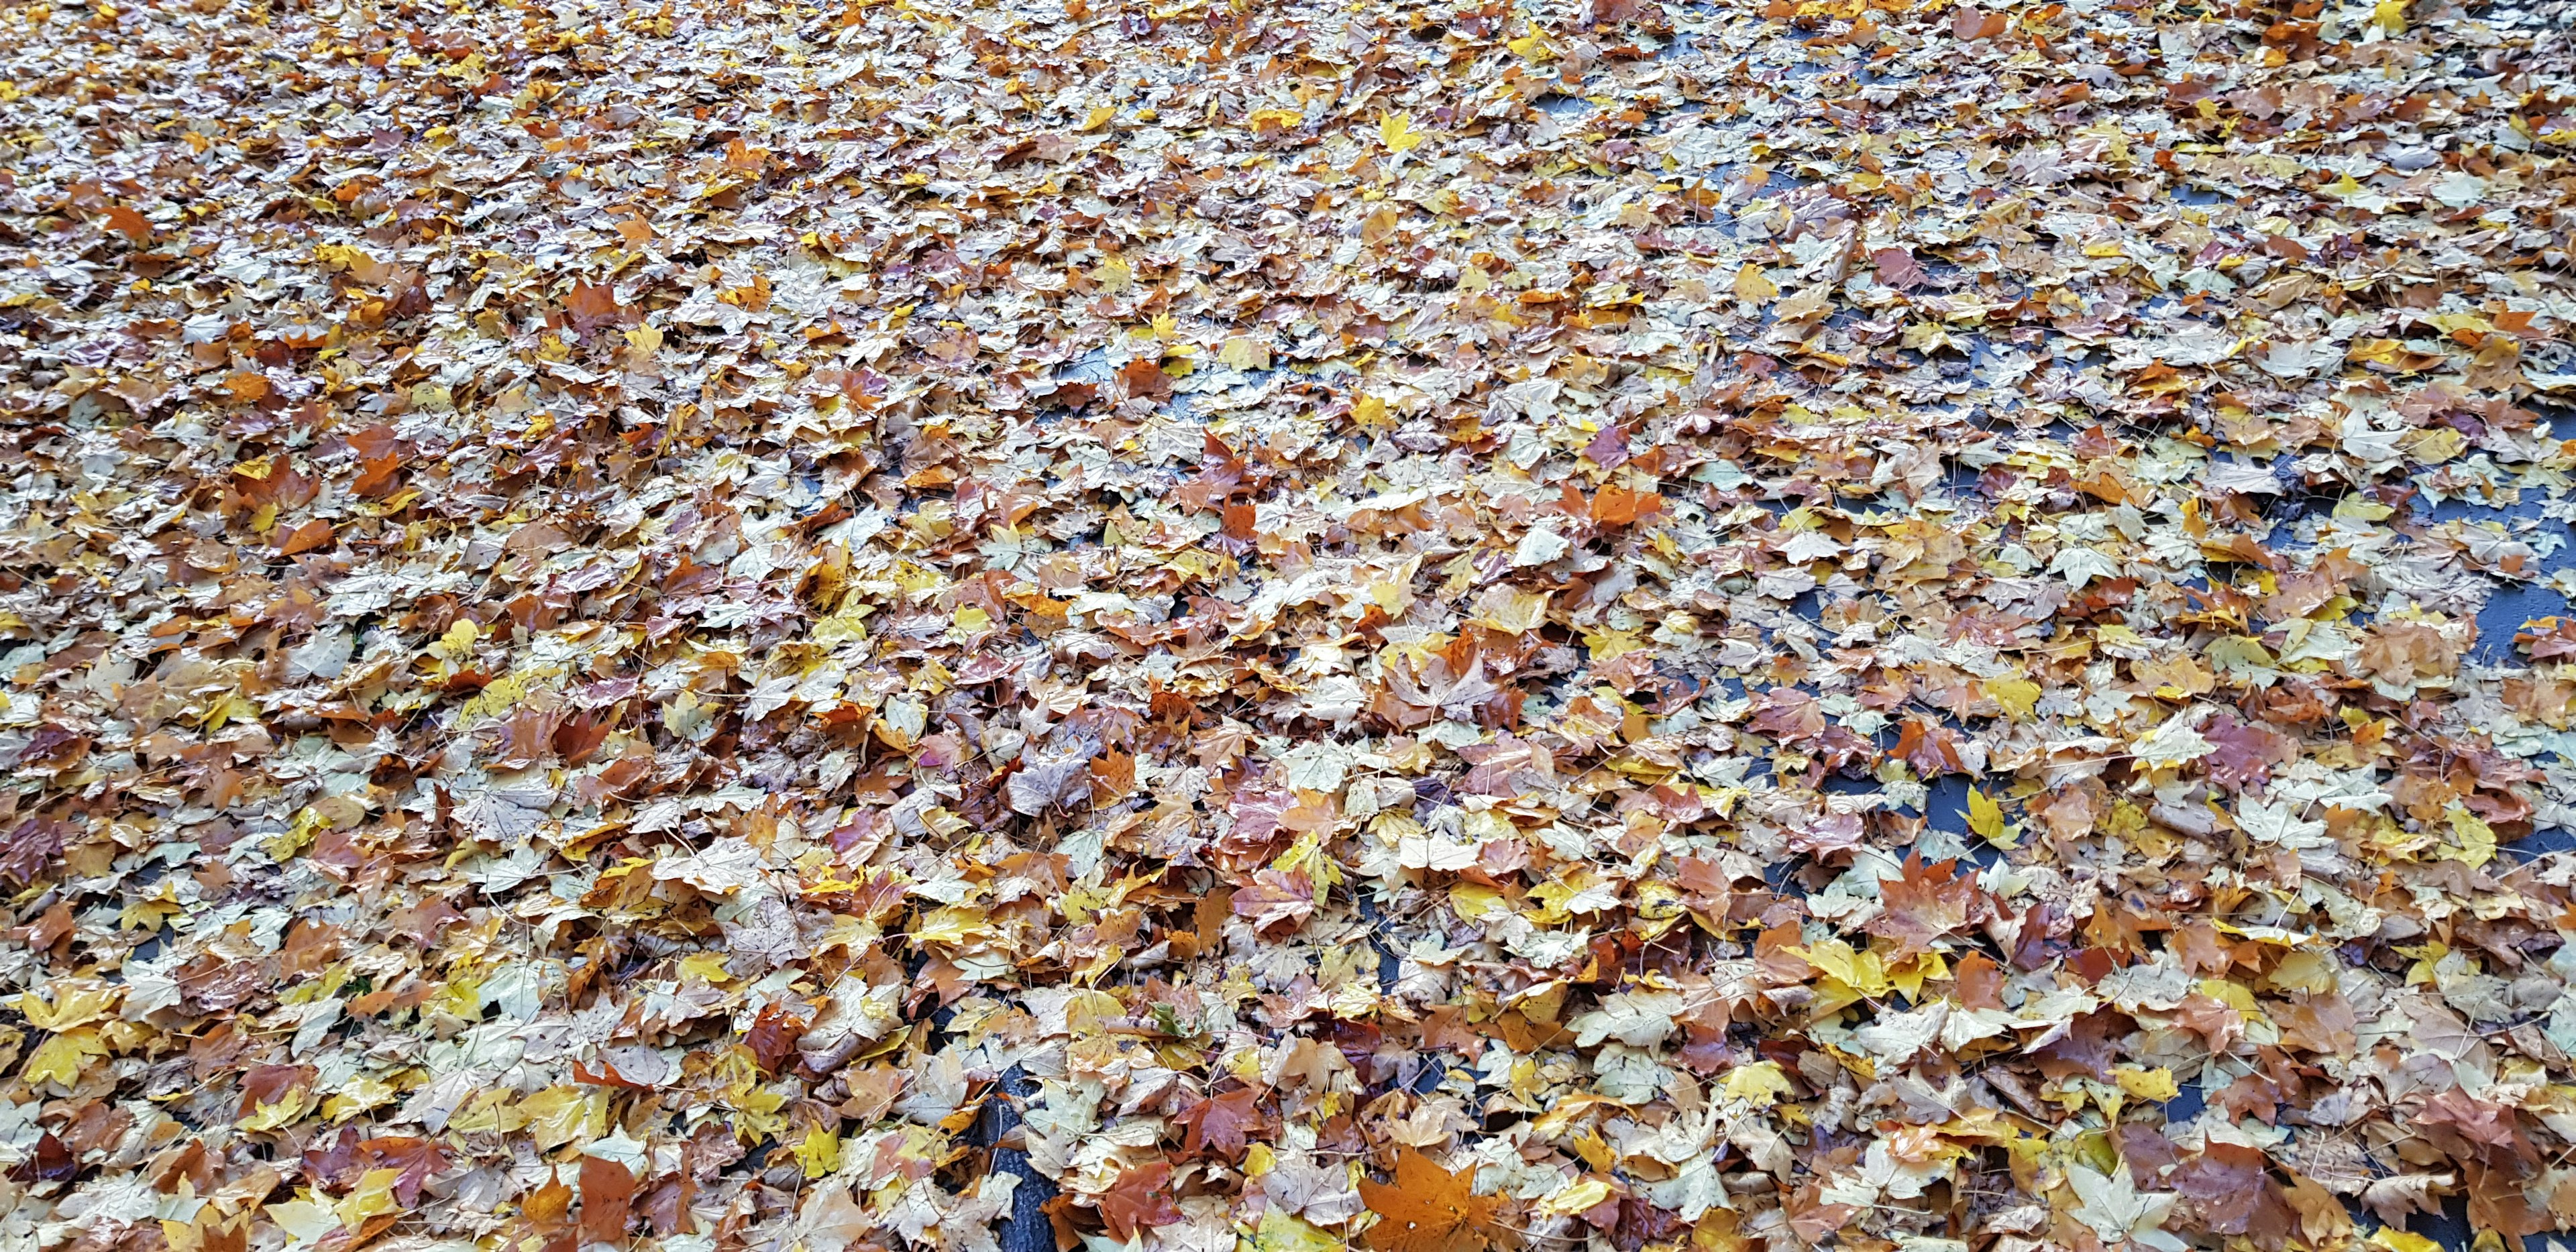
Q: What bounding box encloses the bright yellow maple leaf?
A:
[1966,787,2013,847]
[15,981,120,1031]
[21,1027,107,1087]
[1984,676,2040,721]
[1380,111,1424,154]
[797,1127,843,1179]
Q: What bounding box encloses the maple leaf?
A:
[2066,1164,2184,1252]
[11,0,2576,1241]
[1872,246,1929,290]
[2201,714,2296,793]
[2360,1173,2455,1226]
[579,1155,635,1245]
[1230,868,1316,938]
[564,282,627,327]
[1099,1162,1185,1242]
[1006,739,1095,815]
[1359,1149,1497,1252]
[2166,1143,2267,1234]
[1380,112,1425,154]
[1177,1087,1263,1160]
[1864,854,1979,958]
[99,203,154,243]
[1748,688,1825,743]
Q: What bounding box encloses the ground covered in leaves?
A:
[5,0,2576,1251]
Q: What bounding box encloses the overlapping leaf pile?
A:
[4,0,2576,1250]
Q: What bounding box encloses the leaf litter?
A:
[2,0,2576,1251]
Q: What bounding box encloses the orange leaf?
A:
[1591,483,1663,526]
[1862,852,1980,959]
[1089,748,1136,804]
[1360,1149,1496,1252]
[100,204,154,243]
[222,371,270,404]
[564,282,625,325]
[274,519,334,557]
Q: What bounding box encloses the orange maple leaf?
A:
[1359,1148,1496,1252]
[1863,852,1979,960]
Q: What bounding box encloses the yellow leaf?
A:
[447,1088,529,1135]
[1470,585,1552,635]
[436,618,480,659]
[625,322,663,357]
[2443,803,2496,868]
[455,671,529,722]
[910,905,992,948]
[1079,105,1116,132]
[1448,881,1506,921]
[1536,1176,1615,1218]
[797,1127,843,1179]
[264,1194,341,1247]
[22,1028,107,1087]
[1984,676,2040,721]
[1218,337,1271,371]
[1694,1208,1750,1252]
[1252,1208,1341,1252]
[1890,952,1946,1001]
[1352,394,1393,431]
[2400,426,2467,464]
[1582,627,1646,663]
[1795,937,1889,997]
[2371,0,2406,32]
[333,1168,405,1231]
[240,1088,314,1133]
[2112,1066,2178,1102]
[2198,977,2261,1014]
[1721,1060,1795,1108]
[1966,787,2007,843]
[678,952,734,984]
[15,982,121,1031]
[1380,111,1424,154]
[519,1085,602,1150]
[323,1073,400,1123]
[1092,254,1133,294]
[1732,264,1778,303]
[2372,1230,2440,1252]
[1507,19,1556,60]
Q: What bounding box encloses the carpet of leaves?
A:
[4,1,2576,1251]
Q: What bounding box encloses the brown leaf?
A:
[1099,1161,1184,1243]
[1177,1087,1263,1161]
[580,1154,635,1245]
